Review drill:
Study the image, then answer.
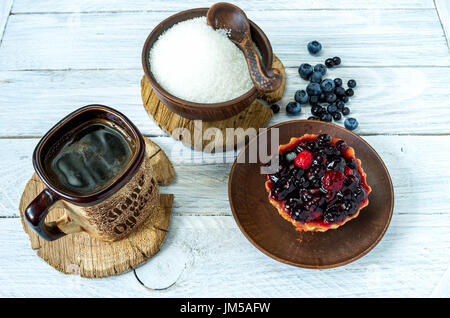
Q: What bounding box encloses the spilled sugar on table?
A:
[0,0,450,297]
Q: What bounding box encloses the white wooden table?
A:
[1,0,449,298]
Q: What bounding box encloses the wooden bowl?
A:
[141,8,274,121]
[229,120,394,268]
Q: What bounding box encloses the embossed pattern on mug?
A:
[79,153,160,241]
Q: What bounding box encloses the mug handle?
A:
[25,188,81,241]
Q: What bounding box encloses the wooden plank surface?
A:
[1,212,449,297]
[1,67,450,137]
[11,0,435,13]
[2,136,450,217]
[0,9,448,71]
[1,0,449,298]
[0,0,13,44]
[435,0,450,52]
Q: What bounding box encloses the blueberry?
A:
[307,41,322,55]
[306,82,322,96]
[345,88,354,97]
[336,140,348,150]
[332,57,341,66]
[294,89,309,104]
[327,103,337,114]
[298,63,313,80]
[347,79,357,88]
[285,152,297,162]
[325,58,334,68]
[270,104,280,113]
[320,113,332,122]
[314,64,327,76]
[319,92,326,102]
[334,78,343,87]
[310,71,322,83]
[336,100,345,110]
[342,107,350,115]
[311,105,324,116]
[340,95,349,103]
[309,95,319,106]
[325,93,337,104]
[308,116,319,120]
[344,118,358,130]
[286,102,301,115]
[320,79,335,93]
[318,134,332,142]
[332,112,342,121]
[335,86,346,96]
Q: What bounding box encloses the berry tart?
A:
[265,134,371,232]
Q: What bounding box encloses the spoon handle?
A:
[240,37,282,93]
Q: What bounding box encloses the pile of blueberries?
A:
[270,41,359,131]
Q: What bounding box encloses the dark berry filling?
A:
[266,134,370,227]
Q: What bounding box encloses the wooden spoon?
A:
[207,2,282,93]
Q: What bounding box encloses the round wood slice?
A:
[141,54,286,151]
[19,137,175,278]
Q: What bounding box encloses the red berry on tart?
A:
[294,150,313,169]
[265,134,371,232]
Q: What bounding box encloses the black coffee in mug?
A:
[26,105,157,242]
[44,118,136,195]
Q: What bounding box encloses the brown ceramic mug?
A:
[25,105,160,242]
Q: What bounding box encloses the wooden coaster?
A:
[19,137,175,278]
[141,54,286,150]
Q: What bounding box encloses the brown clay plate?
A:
[228,120,394,268]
